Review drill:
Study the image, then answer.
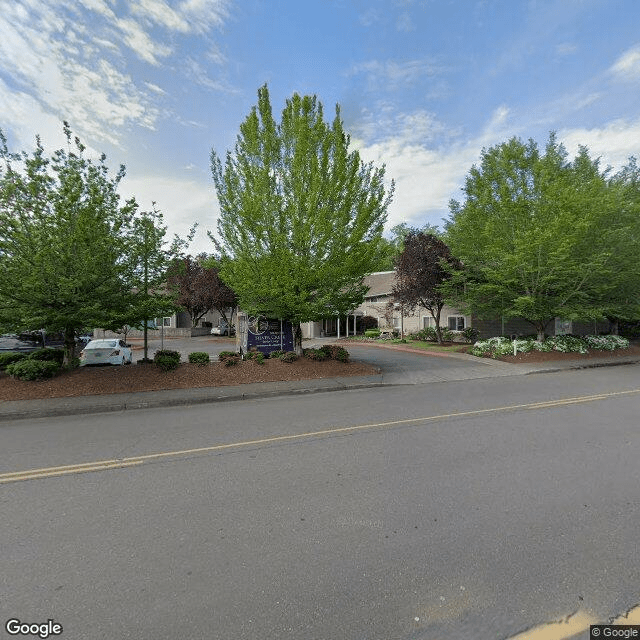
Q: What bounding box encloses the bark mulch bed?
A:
[0,358,379,402]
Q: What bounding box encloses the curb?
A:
[2,356,639,423]
[523,358,640,375]
[0,375,387,422]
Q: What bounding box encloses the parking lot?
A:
[125,335,237,362]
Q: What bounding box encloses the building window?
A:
[162,317,172,327]
[448,316,465,331]
[423,316,435,328]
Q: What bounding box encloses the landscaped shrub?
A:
[440,328,454,342]
[331,346,350,362]
[28,347,65,365]
[218,351,238,362]
[583,335,629,350]
[0,351,29,370]
[268,350,285,359]
[223,354,241,366]
[364,329,381,338]
[358,315,378,332]
[153,349,181,371]
[461,327,479,343]
[188,352,210,364]
[280,351,298,362]
[415,327,437,341]
[470,334,630,358]
[318,345,350,362]
[244,351,265,364]
[304,348,327,361]
[6,359,60,380]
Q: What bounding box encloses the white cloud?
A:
[559,118,640,169]
[396,12,415,32]
[555,42,577,56]
[179,0,229,34]
[116,17,173,65]
[131,0,190,32]
[185,58,238,94]
[0,0,232,152]
[610,45,640,82]
[348,58,444,90]
[0,1,160,146]
[359,8,380,27]
[352,106,516,230]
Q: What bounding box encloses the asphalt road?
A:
[2,365,640,639]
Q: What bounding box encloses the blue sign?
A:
[246,317,294,354]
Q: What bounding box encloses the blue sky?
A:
[1,0,639,254]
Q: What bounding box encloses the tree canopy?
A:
[167,254,238,328]
[211,84,393,351]
[445,133,640,339]
[0,125,192,364]
[392,232,461,343]
[0,125,136,363]
[373,222,441,272]
[115,205,192,360]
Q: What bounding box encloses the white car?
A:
[211,322,235,336]
[79,339,133,366]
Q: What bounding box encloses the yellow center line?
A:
[2,388,639,485]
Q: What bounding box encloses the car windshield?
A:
[86,340,118,349]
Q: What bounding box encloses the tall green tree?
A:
[114,205,193,361]
[605,156,640,329]
[445,133,640,340]
[211,85,393,352]
[0,125,136,364]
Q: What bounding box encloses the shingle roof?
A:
[362,271,396,297]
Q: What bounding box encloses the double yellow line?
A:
[2,388,639,485]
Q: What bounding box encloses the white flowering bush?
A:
[583,335,629,350]
[471,334,630,358]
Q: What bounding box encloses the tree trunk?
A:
[143,318,149,361]
[434,305,444,344]
[294,323,303,356]
[63,327,76,367]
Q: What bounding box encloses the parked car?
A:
[211,322,235,336]
[79,339,132,366]
[0,334,42,352]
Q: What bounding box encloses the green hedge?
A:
[0,351,29,370]
[188,352,210,364]
[28,347,65,364]
[6,359,60,380]
[153,349,181,371]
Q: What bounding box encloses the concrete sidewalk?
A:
[1,348,639,422]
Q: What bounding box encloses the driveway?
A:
[125,335,236,363]
[338,342,519,384]
[123,335,518,383]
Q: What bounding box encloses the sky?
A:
[1,0,639,254]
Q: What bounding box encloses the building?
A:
[301,270,612,340]
[301,271,469,339]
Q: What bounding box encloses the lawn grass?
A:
[342,336,470,353]
[391,340,470,352]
